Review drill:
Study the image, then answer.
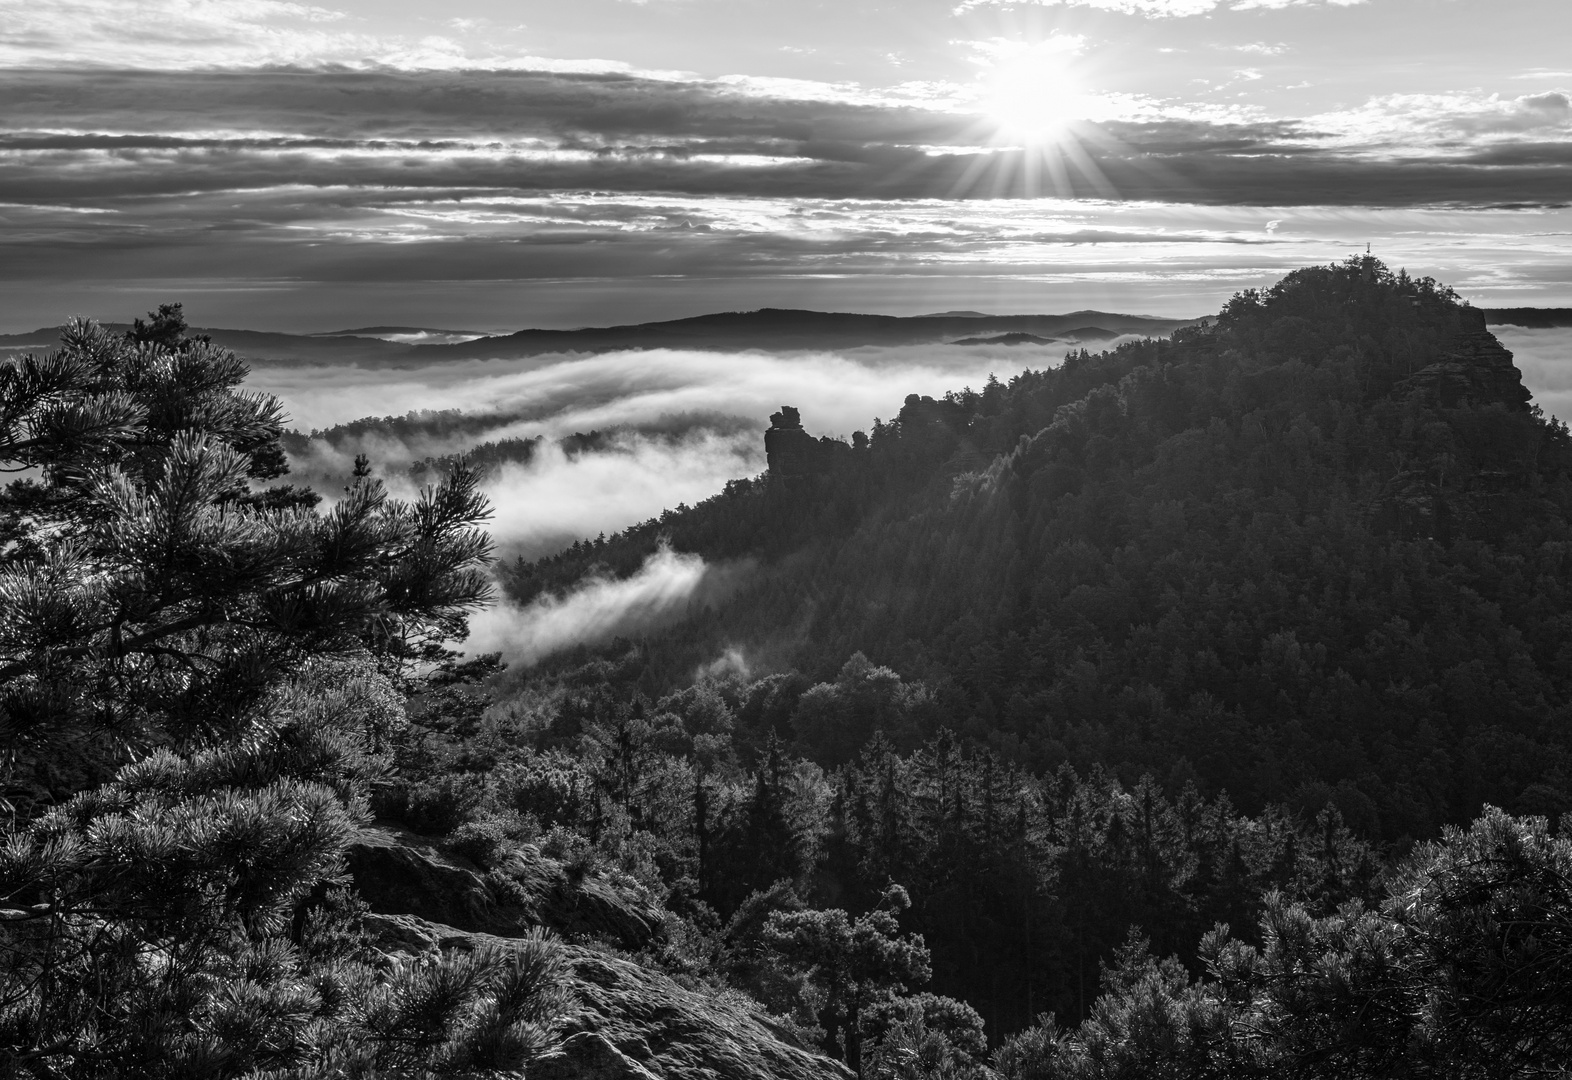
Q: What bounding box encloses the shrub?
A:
[446,817,511,869]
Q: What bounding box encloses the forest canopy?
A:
[509,257,1572,843]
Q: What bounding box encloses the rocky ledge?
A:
[348,827,853,1080]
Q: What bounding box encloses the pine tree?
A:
[0,318,493,818]
[0,316,564,1078]
[763,883,933,1073]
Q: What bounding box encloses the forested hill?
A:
[507,257,1572,843]
[408,308,1195,359]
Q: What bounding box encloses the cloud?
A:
[7,193,1570,335]
[954,0,1361,14]
[348,429,764,561]
[1492,326,1572,425]
[254,343,1026,439]
[2,65,1569,328]
[0,68,1568,226]
[3,68,1568,218]
[465,544,746,665]
[1309,90,1572,147]
[261,341,1046,555]
[0,0,638,71]
[956,0,1217,14]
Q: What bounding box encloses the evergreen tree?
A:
[0,318,493,818]
[0,316,552,1078]
[763,884,933,1073]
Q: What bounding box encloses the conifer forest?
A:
[7,259,1572,1079]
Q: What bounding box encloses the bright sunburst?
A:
[977,37,1090,144]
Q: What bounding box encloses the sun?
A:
[978,39,1090,144]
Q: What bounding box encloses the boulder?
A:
[359,912,854,1080]
[347,823,663,950]
[345,824,497,932]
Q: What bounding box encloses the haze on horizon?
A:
[1,0,1569,333]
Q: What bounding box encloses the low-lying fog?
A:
[251,340,1083,665]
[1495,327,1572,427]
[248,328,1572,666]
[250,340,1109,554]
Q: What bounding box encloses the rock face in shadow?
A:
[1399,307,1533,411]
[765,406,819,478]
[346,825,496,931]
[361,912,853,1080]
[345,823,661,951]
[764,406,856,478]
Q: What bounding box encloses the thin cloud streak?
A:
[466,544,748,665]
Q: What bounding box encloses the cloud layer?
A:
[1495,326,1572,427]
[3,63,1566,328]
[263,341,1042,558]
[4,69,1568,210]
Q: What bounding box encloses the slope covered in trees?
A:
[507,257,1572,844]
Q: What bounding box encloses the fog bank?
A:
[1494,326,1572,425]
[250,342,1072,438]
[465,545,747,666]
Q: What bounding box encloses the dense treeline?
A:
[992,806,1572,1079]
[506,258,1572,845]
[397,648,1376,1044]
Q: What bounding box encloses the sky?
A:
[2,0,1569,331]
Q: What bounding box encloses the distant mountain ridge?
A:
[405,307,1200,359]
[3,306,1564,365]
[312,325,480,337]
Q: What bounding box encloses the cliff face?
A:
[1399,307,1532,411]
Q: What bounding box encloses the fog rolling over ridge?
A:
[258,339,1088,547]
[261,325,1572,665]
[260,339,1075,662]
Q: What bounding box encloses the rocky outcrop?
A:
[1399,307,1532,411]
[346,823,662,951]
[765,406,820,477]
[346,824,496,931]
[361,912,853,1080]
[765,406,856,478]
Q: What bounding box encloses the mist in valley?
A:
[254,327,1572,665]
